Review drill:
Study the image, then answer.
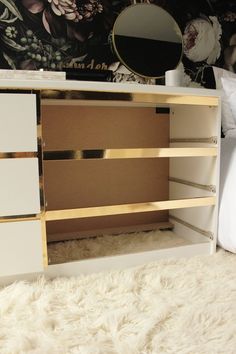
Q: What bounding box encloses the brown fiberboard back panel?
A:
[42,106,169,150]
[42,105,169,241]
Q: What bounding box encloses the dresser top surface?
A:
[0,79,221,98]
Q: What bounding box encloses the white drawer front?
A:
[0,220,43,276]
[0,158,40,217]
[0,93,38,152]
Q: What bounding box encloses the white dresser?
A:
[0,80,221,282]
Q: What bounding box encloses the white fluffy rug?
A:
[47,229,190,264]
[1,249,236,353]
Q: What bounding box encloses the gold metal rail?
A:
[170,137,218,144]
[169,177,216,193]
[169,214,214,240]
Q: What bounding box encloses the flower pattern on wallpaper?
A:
[177,0,236,86]
[183,17,222,64]
[22,0,103,37]
[0,0,118,70]
[0,0,235,86]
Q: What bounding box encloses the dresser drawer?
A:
[0,220,43,276]
[0,158,40,217]
[0,93,38,152]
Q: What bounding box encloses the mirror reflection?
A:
[112,4,183,78]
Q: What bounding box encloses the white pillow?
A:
[221,77,236,123]
[220,87,236,136]
[212,67,236,136]
[212,66,236,89]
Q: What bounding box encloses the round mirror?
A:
[112,4,183,78]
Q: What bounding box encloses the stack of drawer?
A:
[0,92,43,276]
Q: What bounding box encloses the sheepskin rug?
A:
[1,249,236,353]
[47,229,190,264]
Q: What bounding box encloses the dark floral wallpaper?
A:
[0,0,235,86]
[0,0,122,72]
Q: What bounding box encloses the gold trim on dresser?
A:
[45,197,216,221]
[0,152,37,159]
[41,216,48,267]
[36,93,48,267]
[43,148,217,160]
[40,89,219,107]
[0,214,41,223]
